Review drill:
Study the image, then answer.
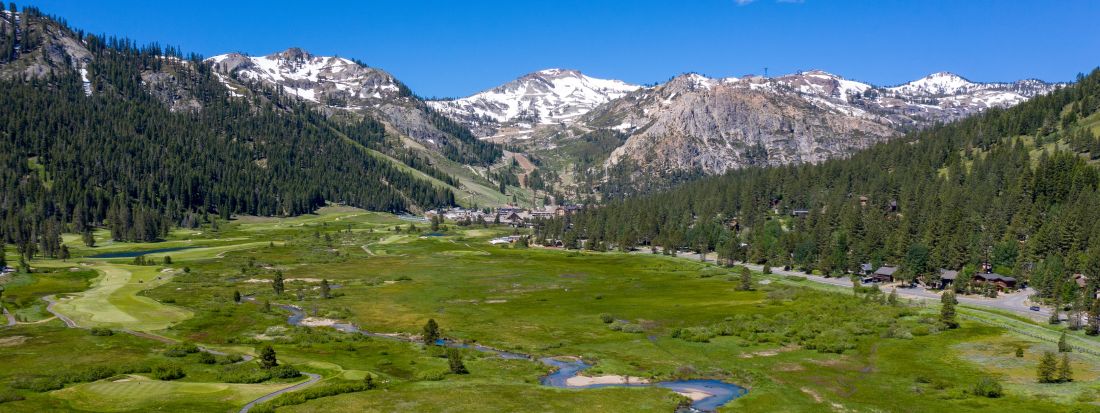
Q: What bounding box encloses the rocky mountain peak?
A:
[270,47,313,62]
[427,68,640,135]
[888,71,974,96]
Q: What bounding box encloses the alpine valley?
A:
[4,4,1100,413]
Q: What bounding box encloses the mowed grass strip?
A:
[52,264,191,331]
[52,378,287,412]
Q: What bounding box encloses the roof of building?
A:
[874,266,898,276]
[975,272,1016,283]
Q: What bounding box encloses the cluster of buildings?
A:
[427,205,583,227]
[858,263,1019,291]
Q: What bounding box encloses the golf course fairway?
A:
[51,263,192,331]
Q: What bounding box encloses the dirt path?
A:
[238,372,322,413]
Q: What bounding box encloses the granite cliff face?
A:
[589,74,893,174]
[579,71,1061,174]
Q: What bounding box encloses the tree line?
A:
[0,8,455,259]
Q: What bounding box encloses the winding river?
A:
[277,304,747,412]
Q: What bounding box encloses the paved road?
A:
[2,305,15,327]
[633,248,1052,322]
[42,295,79,328]
[238,372,322,413]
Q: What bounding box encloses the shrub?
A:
[674,326,716,343]
[270,365,301,379]
[151,365,185,381]
[197,352,216,364]
[218,364,272,383]
[598,313,614,324]
[89,327,114,336]
[253,381,372,412]
[972,377,1003,398]
[805,329,856,354]
[218,354,244,364]
[881,324,913,340]
[64,366,116,383]
[9,376,63,392]
[0,388,25,404]
[164,342,200,357]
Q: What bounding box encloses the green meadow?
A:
[1,207,1099,412]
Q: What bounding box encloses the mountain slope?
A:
[207,48,502,167]
[0,9,456,246]
[555,68,1100,300]
[427,69,640,138]
[587,70,1063,176]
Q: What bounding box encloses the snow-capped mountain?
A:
[427,69,639,137]
[206,48,503,167]
[578,70,1063,176]
[887,71,976,96]
[207,48,410,107]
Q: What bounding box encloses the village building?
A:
[938,269,958,289]
[973,272,1017,290]
[859,263,874,275]
[867,266,897,283]
[530,207,556,219]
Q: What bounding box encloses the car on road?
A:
[1030,306,1041,311]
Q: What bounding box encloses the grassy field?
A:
[2,207,1100,412]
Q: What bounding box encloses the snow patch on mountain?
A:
[206,48,406,106]
[887,72,975,96]
[427,68,640,125]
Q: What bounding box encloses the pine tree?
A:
[1087,299,1100,336]
[259,344,278,369]
[320,279,331,299]
[1037,351,1058,383]
[233,290,241,303]
[888,288,898,306]
[1058,331,1070,352]
[940,290,958,329]
[422,318,440,346]
[82,231,95,247]
[1057,353,1073,383]
[363,373,375,389]
[447,348,469,374]
[737,266,753,291]
[273,271,285,295]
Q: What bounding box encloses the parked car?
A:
[1029,306,1041,311]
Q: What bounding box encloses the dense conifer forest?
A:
[542,69,1100,307]
[0,7,455,256]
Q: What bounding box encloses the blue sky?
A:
[30,0,1100,97]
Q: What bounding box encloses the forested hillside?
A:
[0,7,454,256]
[542,68,1100,305]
